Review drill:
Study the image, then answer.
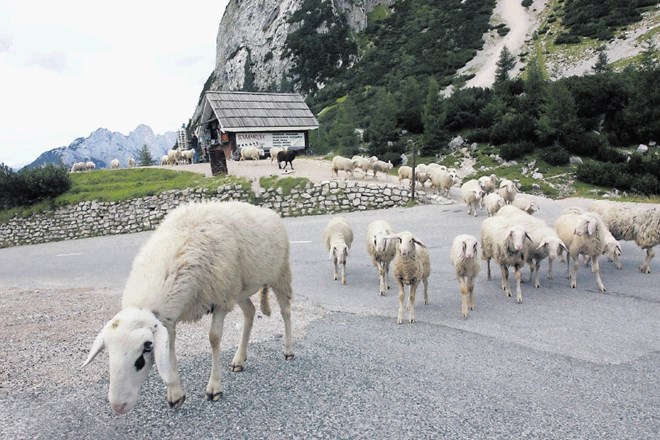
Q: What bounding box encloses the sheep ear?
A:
[343,247,348,259]
[536,238,547,250]
[413,238,427,248]
[587,218,597,236]
[81,329,106,367]
[153,323,173,384]
[525,233,533,242]
[329,247,335,260]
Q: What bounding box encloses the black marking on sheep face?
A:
[134,341,153,371]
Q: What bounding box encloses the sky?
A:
[0,0,230,168]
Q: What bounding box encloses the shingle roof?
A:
[205,91,319,132]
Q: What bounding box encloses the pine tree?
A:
[422,78,447,153]
[592,46,611,74]
[366,88,398,156]
[138,144,154,166]
[639,39,658,71]
[494,46,516,84]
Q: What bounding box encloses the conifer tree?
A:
[422,78,446,152]
[138,144,154,166]
[592,46,611,74]
[494,46,516,84]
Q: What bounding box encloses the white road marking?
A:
[56,252,83,257]
[290,240,312,244]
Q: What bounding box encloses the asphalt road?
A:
[0,196,658,439]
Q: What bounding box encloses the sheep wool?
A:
[450,234,481,318]
[366,220,397,295]
[388,231,431,324]
[323,217,354,285]
[83,201,294,414]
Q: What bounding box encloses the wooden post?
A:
[410,140,417,202]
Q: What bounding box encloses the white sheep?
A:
[450,234,480,318]
[85,160,96,171]
[512,196,539,214]
[70,161,86,172]
[430,169,459,197]
[478,174,498,194]
[498,179,517,205]
[167,149,181,165]
[127,157,136,168]
[590,200,659,273]
[270,147,286,164]
[82,201,294,414]
[484,193,505,217]
[397,165,413,185]
[583,227,623,270]
[323,217,354,285]
[461,179,485,217]
[160,155,169,166]
[385,231,431,324]
[365,220,397,295]
[240,146,264,162]
[110,159,120,169]
[480,216,533,303]
[370,160,393,180]
[180,149,194,164]
[554,210,608,292]
[352,155,377,177]
[332,155,359,179]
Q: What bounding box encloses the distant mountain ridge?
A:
[27,124,177,170]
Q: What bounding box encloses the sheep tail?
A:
[259,286,272,317]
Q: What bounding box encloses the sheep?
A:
[180,149,194,164]
[450,234,481,318]
[323,217,354,285]
[85,160,96,171]
[167,149,181,165]
[460,179,485,217]
[385,231,431,324]
[478,174,498,194]
[277,149,297,170]
[332,155,359,178]
[70,161,86,172]
[430,168,460,197]
[352,155,377,177]
[365,220,397,295]
[397,165,413,185]
[269,147,286,164]
[110,159,120,169]
[512,196,539,214]
[583,227,623,271]
[590,200,660,273]
[127,157,136,168]
[370,160,393,180]
[554,210,608,292]
[160,155,169,166]
[480,216,533,303]
[414,164,432,187]
[240,146,264,162]
[484,193,506,217]
[498,179,517,205]
[82,201,294,414]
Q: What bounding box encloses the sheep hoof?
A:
[168,395,186,409]
[380,292,386,296]
[205,391,223,401]
[284,354,294,360]
[231,364,244,372]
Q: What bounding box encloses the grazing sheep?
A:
[160,155,169,166]
[70,162,86,172]
[450,234,481,318]
[365,220,397,295]
[478,174,498,194]
[85,161,96,171]
[590,200,660,273]
[127,157,136,168]
[323,217,354,285]
[82,201,294,414]
[461,179,485,217]
[430,169,460,197]
[386,231,431,324]
[480,216,533,303]
[277,150,298,170]
[371,160,393,179]
[512,196,539,214]
[269,147,285,164]
[484,193,506,217]
[554,210,608,292]
[110,159,120,169]
[240,146,264,162]
[498,179,518,205]
[332,155,359,178]
[583,227,623,270]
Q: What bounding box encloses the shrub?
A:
[521,0,533,7]
[380,151,403,167]
[0,163,71,209]
[499,142,535,160]
[539,146,570,166]
[554,33,580,45]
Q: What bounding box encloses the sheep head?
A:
[461,236,479,259]
[574,213,599,236]
[386,231,426,257]
[82,308,172,415]
[504,225,532,251]
[537,237,567,260]
[330,242,349,264]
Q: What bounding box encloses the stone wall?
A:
[0,180,416,248]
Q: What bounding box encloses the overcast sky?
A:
[0,0,230,168]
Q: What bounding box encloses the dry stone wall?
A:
[0,180,417,248]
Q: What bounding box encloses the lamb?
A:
[450,234,481,318]
[385,231,431,324]
[478,174,498,194]
[127,157,136,168]
[430,168,459,197]
[590,200,659,273]
[498,179,518,205]
[370,160,393,179]
[110,159,120,169]
[554,209,608,292]
[269,147,286,164]
[82,201,294,414]
[461,179,485,217]
[365,220,397,295]
[85,160,96,171]
[323,217,354,285]
[70,161,86,172]
[332,155,359,178]
[484,193,505,217]
[480,216,533,303]
[240,146,264,162]
[512,196,539,214]
[277,149,298,170]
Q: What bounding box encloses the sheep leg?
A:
[468,279,475,311]
[534,260,541,288]
[378,262,386,296]
[205,310,228,401]
[422,277,429,305]
[333,256,339,281]
[547,258,554,280]
[569,254,579,289]
[514,265,523,303]
[486,257,492,280]
[272,283,294,360]
[165,327,186,408]
[590,256,606,292]
[384,261,391,291]
[230,298,256,372]
[341,262,347,285]
[460,279,468,318]
[640,247,654,274]
[527,261,534,284]
[500,265,511,297]
[396,279,406,324]
[408,282,418,323]
[613,252,623,270]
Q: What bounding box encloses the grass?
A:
[259,176,310,196]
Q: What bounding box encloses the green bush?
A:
[576,154,660,195]
[0,163,71,209]
[498,141,535,160]
[381,151,403,167]
[539,146,571,166]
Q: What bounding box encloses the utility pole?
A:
[409,140,417,202]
